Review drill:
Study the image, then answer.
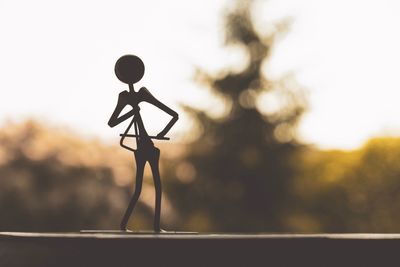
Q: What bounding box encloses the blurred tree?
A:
[169,0,306,231]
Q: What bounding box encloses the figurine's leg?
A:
[149,147,162,232]
[120,151,146,231]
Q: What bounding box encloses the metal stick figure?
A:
[108,55,178,232]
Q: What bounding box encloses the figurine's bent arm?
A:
[141,87,179,137]
[119,116,136,152]
[108,92,136,127]
[108,108,135,128]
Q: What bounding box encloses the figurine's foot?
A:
[120,224,128,231]
[154,228,167,233]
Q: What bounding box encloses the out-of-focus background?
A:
[1,0,400,232]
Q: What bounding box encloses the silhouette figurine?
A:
[108,55,178,232]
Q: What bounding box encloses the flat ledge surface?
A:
[3,231,400,239]
[1,232,400,266]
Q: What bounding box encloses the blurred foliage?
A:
[0,120,176,231]
[291,138,400,233]
[3,120,400,233]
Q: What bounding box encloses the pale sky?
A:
[0,0,399,149]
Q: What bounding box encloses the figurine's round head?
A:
[114,55,145,84]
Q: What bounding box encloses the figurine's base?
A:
[1,232,400,266]
[80,230,198,234]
